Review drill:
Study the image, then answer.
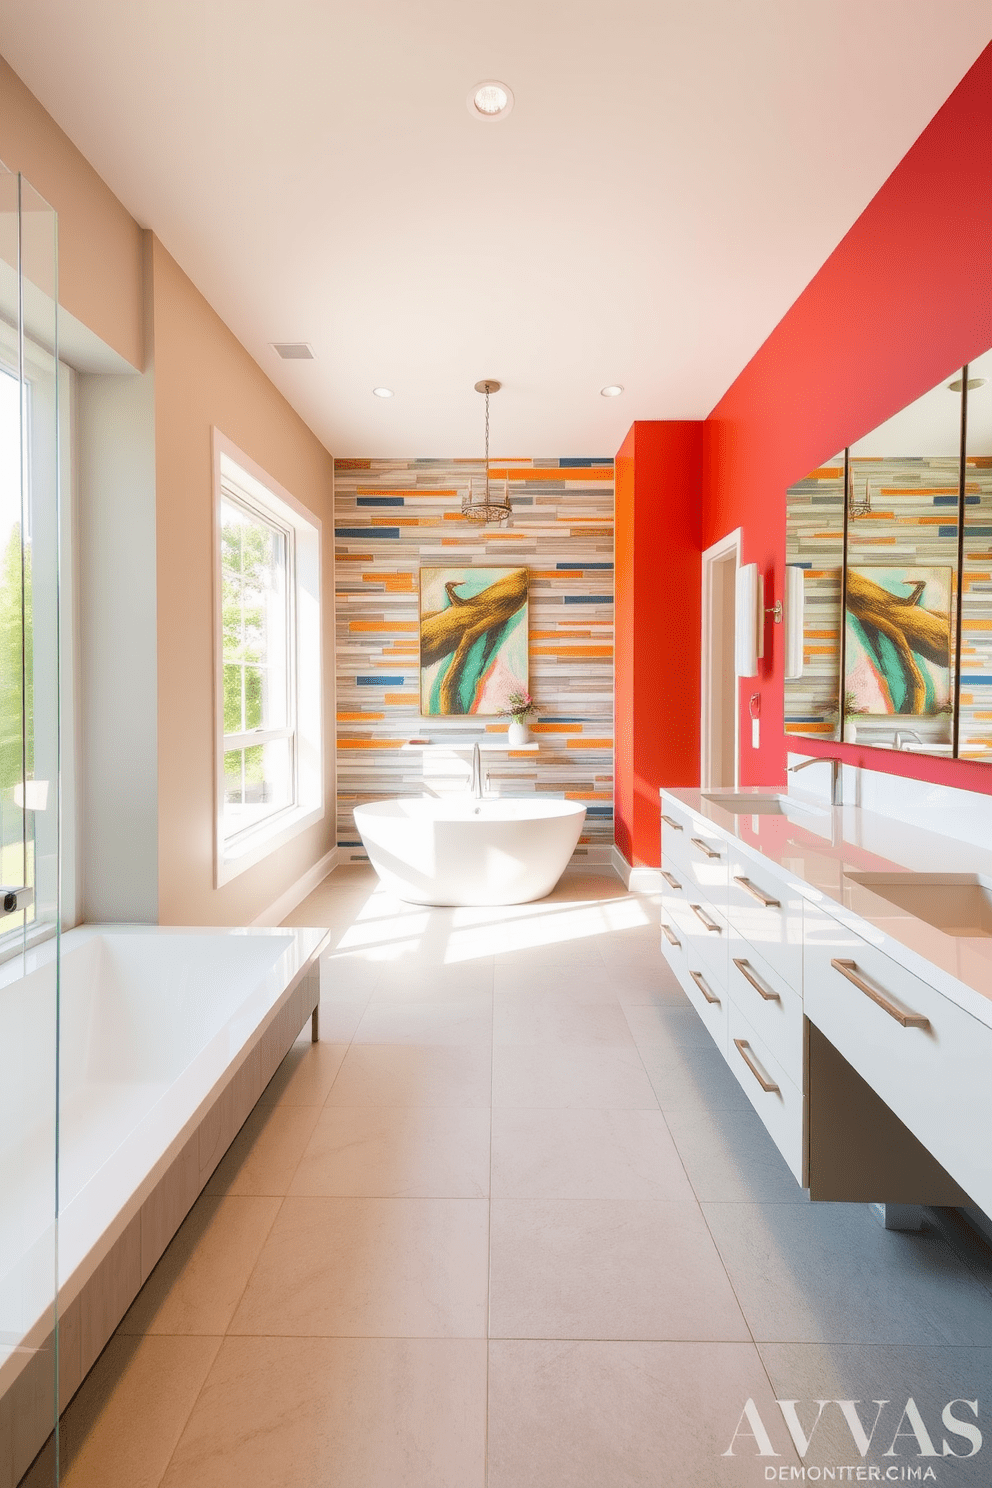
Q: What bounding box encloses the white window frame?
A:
[212,430,323,886]
[0,326,77,960]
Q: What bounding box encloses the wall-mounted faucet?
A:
[894,729,923,752]
[787,755,842,806]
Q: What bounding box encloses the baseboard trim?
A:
[252,846,341,927]
[611,846,664,893]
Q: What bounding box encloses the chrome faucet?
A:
[469,742,484,799]
[894,729,923,751]
[787,755,842,806]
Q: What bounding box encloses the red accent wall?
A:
[701,42,992,792]
[614,422,703,865]
[615,45,992,867]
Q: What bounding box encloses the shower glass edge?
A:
[0,165,62,1488]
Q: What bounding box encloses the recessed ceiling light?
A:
[372,386,394,398]
[600,385,624,398]
[947,375,988,392]
[467,80,514,122]
[271,342,314,360]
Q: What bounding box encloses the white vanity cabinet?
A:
[804,901,992,1217]
[658,787,992,1210]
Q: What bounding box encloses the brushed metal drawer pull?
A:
[830,959,931,1030]
[690,903,721,933]
[661,871,682,890]
[661,922,681,948]
[661,815,684,831]
[689,969,720,1005]
[733,957,781,1002]
[691,836,721,859]
[733,1038,780,1093]
[733,875,780,909]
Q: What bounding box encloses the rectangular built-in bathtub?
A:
[0,923,328,1487]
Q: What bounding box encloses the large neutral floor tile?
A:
[492,1044,658,1109]
[371,959,495,1003]
[257,1037,348,1106]
[703,1202,992,1344]
[492,959,619,1001]
[494,995,636,1046]
[204,1102,321,1197]
[230,1196,490,1337]
[491,1108,693,1201]
[308,991,372,1041]
[119,1195,281,1335]
[638,1039,752,1113]
[289,1105,491,1198]
[160,1336,487,1488]
[623,1002,720,1049]
[30,1335,221,1488]
[489,1199,749,1341]
[325,1043,493,1107]
[664,1102,809,1204]
[353,996,493,1045]
[488,1339,801,1488]
[758,1342,992,1481]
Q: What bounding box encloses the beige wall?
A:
[150,236,336,924]
[0,54,338,926]
[0,58,144,370]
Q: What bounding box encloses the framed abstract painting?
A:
[419,567,528,716]
[844,566,952,717]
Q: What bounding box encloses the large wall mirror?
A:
[786,348,992,759]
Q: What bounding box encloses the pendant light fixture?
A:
[462,380,511,524]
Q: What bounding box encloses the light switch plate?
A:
[751,718,760,749]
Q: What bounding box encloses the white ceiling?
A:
[2,2,989,456]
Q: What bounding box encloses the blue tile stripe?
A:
[357,675,405,686]
[556,562,613,570]
[564,595,613,604]
[337,527,402,539]
[357,497,405,507]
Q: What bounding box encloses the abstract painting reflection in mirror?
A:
[844,565,952,718]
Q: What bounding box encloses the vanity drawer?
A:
[726,855,803,992]
[660,907,727,1050]
[727,926,805,1085]
[803,906,992,1214]
[727,1001,806,1185]
[671,892,728,984]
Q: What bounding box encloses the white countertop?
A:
[661,785,992,1029]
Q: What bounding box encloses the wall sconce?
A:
[784,565,805,680]
[735,564,804,680]
[735,563,760,677]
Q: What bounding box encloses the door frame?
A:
[700,528,742,789]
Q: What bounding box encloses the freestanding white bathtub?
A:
[354,797,587,905]
[0,922,328,1486]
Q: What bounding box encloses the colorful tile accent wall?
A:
[334,457,615,860]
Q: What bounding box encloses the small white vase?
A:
[508,719,531,746]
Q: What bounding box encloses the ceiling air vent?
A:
[271,342,314,360]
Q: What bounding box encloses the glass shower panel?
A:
[957,349,992,760]
[844,377,962,755]
[0,167,61,1486]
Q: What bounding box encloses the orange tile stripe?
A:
[355,488,458,497]
[371,516,427,527]
[566,790,613,800]
[349,621,418,633]
[533,646,613,658]
[962,620,992,630]
[337,711,385,721]
[487,467,612,482]
[806,630,839,638]
[337,553,374,562]
[567,738,612,749]
[338,739,407,750]
[384,692,419,704]
[364,574,416,590]
[531,723,576,733]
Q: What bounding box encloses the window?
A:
[214,434,322,884]
[0,333,71,955]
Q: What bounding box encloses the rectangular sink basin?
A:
[845,872,992,937]
[703,792,827,818]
